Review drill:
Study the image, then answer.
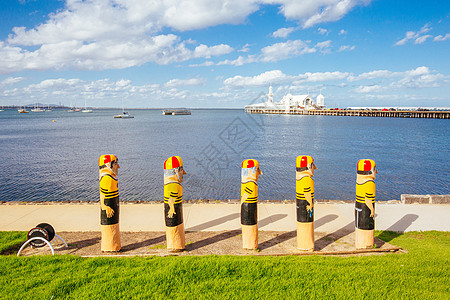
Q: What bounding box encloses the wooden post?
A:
[355,159,377,249]
[241,159,262,250]
[99,154,121,252]
[164,156,186,252]
[296,155,317,251]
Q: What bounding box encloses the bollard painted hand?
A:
[105,206,115,218]
[168,198,176,218]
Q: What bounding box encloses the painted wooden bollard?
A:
[355,159,377,249]
[164,156,186,252]
[99,154,121,252]
[296,155,317,251]
[241,159,263,250]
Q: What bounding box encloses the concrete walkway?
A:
[1,202,449,232]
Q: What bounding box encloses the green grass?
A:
[0,231,449,299]
[0,231,27,254]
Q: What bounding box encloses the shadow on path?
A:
[315,214,338,230]
[377,214,419,244]
[258,215,341,251]
[186,230,241,251]
[259,214,287,229]
[258,231,296,251]
[187,213,240,231]
[315,222,354,251]
[122,235,166,252]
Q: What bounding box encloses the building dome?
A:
[316,93,325,107]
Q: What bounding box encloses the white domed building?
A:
[245,86,325,114]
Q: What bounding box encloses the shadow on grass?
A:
[376,214,419,244]
[0,242,25,255]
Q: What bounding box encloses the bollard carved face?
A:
[111,159,120,175]
[99,154,119,176]
[296,155,317,179]
[357,159,377,181]
[164,156,186,183]
[241,159,262,183]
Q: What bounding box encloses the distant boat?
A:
[31,103,45,112]
[114,111,134,119]
[18,107,29,113]
[114,100,134,118]
[81,99,93,113]
[162,108,191,115]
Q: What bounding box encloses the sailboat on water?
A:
[82,99,93,113]
[18,106,29,113]
[114,99,134,118]
[31,103,45,112]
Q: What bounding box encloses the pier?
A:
[245,108,450,119]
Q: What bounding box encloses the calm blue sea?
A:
[0,108,448,202]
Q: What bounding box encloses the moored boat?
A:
[162,108,191,115]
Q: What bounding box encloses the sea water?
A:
[0,108,448,202]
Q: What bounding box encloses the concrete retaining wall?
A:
[401,194,450,204]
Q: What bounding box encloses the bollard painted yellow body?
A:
[295,155,317,251]
[355,159,377,249]
[241,159,262,250]
[163,156,187,252]
[99,154,121,252]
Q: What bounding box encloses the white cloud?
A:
[395,23,432,46]
[260,40,315,62]
[238,44,251,52]
[348,69,394,81]
[193,44,233,58]
[318,27,328,35]
[165,78,207,87]
[262,0,372,28]
[224,70,349,87]
[0,0,374,73]
[217,55,258,66]
[223,70,291,87]
[315,40,332,53]
[339,29,347,35]
[414,35,432,44]
[434,33,450,42]
[353,85,386,93]
[338,45,355,51]
[0,77,25,86]
[273,27,296,38]
[1,0,240,73]
[223,66,447,93]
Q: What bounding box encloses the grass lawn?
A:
[0,231,449,299]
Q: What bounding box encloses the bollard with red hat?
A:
[163,156,187,252]
[355,159,377,249]
[98,154,121,252]
[240,159,263,250]
[295,155,317,251]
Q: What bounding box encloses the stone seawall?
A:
[401,194,450,204]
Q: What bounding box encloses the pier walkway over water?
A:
[245,108,450,119]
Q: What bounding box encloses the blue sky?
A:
[0,0,449,108]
